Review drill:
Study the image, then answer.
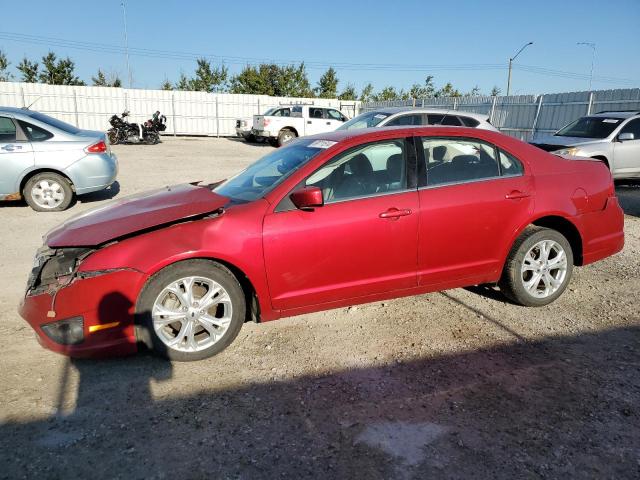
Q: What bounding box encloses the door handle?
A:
[307,121,312,124]
[1,144,21,151]
[505,190,531,200]
[379,208,412,219]
[326,122,331,125]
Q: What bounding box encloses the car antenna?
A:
[22,96,42,110]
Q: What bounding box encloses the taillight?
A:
[263,118,270,127]
[85,140,107,154]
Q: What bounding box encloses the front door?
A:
[0,116,34,196]
[263,138,419,311]
[613,118,640,176]
[415,136,534,286]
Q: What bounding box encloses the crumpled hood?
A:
[45,183,229,247]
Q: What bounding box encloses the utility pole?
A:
[121,1,132,88]
[577,42,596,91]
[507,41,533,97]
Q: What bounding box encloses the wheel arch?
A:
[590,155,609,169]
[142,255,262,324]
[528,215,584,266]
[280,126,299,137]
[19,168,76,195]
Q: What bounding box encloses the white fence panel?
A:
[0,82,361,136]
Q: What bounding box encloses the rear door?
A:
[0,116,34,196]
[613,118,640,176]
[305,107,328,136]
[416,136,534,286]
[263,137,419,310]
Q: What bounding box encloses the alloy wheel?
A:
[520,240,568,299]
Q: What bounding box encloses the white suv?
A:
[338,107,498,132]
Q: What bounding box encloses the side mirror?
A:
[618,132,635,142]
[290,186,323,211]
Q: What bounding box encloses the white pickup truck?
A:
[252,105,349,147]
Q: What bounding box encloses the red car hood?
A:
[46,183,229,247]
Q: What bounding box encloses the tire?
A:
[145,132,160,145]
[136,259,246,361]
[245,134,256,143]
[23,172,74,212]
[499,227,573,307]
[268,138,279,148]
[107,129,119,145]
[277,129,296,147]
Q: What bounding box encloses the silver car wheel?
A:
[520,240,568,299]
[31,179,66,209]
[152,276,232,353]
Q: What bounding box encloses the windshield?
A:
[337,111,390,131]
[26,111,81,134]
[556,116,622,139]
[213,139,326,202]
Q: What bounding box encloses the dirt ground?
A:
[0,137,639,479]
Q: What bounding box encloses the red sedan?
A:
[19,127,624,361]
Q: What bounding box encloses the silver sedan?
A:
[0,107,118,211]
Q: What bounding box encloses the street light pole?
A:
[506,41,533,97]
[121,1,132,88]
[577,42,596,91]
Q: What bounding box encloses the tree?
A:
[0,50,11,82]
[17,58,39,83]
[490,86,501,96]
[468,85,481,96]
[407,76,436,99]
[436,82,461,98]
[315,67,338,98]
[229,63,313,97]
[92,69,122,87]
[359,83,374,102]
[372,86,401,102]
[161,78,173,90]
[190,58,228,92]
[175,73,191,91]
[278,63,314,97]
[338,84,357,101]
[38,52,85,85]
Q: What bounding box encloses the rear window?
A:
[460,116,480,127]
[25,111,80,135]
[18,120,53,142]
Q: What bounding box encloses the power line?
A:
[0,30,637,86]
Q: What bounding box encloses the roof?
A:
[590,111,640,119]
[0,106,31,115]
[364,106,490,120]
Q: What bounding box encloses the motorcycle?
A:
[107,110,166,145]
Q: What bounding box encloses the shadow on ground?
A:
[226,136,273,148]
[616,182,640,218]
[77,181,121,204]
[1,322,638,479]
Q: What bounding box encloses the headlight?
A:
[552,147,579,156]
[27,247,94,293]
[41,316,84,345]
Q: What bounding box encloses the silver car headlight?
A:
[552,147,580,156]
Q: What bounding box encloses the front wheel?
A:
[136,259,246,361]
[499,227,573,307]
[145,132,160,145]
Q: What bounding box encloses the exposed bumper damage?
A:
[20,247,146,358]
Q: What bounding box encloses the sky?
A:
[1,0,639,96]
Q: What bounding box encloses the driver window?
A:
[620,119,640,139]
[326,109,344,121]
[309,108,325,119]
[0,117,17,143]
[305,140,406,202]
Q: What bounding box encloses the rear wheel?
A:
[107,129,119,145]
[277,129,296,147]
[245,134,257,143]
[136,259,245,361]
[145,132,160,145]
[23,172,74,212]
[499,227,573,307]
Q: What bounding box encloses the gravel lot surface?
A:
[1,137,639,479]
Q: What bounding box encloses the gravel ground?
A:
[0,137,639,479]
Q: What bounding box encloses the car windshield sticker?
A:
[602,119,621,123]
[374,114,387,119]
[308,140,337,149]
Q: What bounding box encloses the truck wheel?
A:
[23,172,74,212]
[277,129,296,147]
[245,134,257,143]
[499,227,573,307]
[268,138,279,147]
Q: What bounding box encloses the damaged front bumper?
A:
[20,247,147,358]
